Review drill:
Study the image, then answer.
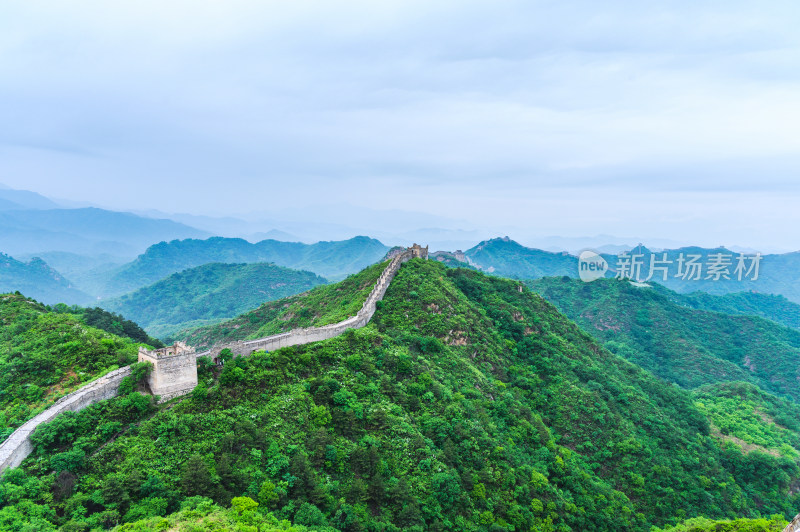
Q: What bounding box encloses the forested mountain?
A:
[0,253,91,306]
[5,261,800,530]
[102,263,327,339]
[20,252,127,298]
[677,290,800,330]
[464,237,576,278]
[98,236,389,298]
[49,305,163,348]
[602,245,800,303]
[528,277,800,401]
[182,261,388,347]
[0,294,152,440]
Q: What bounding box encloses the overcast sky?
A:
[1,1,799,249]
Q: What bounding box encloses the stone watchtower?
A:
[409,243,428,259]
[138,342,198,401]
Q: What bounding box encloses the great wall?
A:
[0,244,428,473]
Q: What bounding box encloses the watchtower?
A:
[409,243,428,259]
[138,342,198,401]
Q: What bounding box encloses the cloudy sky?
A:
[1,1,799,249]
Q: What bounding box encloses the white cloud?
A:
[0,0,799,247]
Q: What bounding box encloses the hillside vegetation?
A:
[101,263,327,339]
[653,515,788,531]
[99,236,388,297]
[0,294,148,440]
[677,290,800,330]
[50,305,163,348]
[528,276,800,401]
[694,382,800,459]
[4,261,800,531]
[181,260,388,348]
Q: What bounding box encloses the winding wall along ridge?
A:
[0,251,412,473]
[196,251,411,359]
[0,366,132,472]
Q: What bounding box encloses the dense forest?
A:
[527,276,800,401]
[2,261,799,530]
[181,261,388,348]
[677,290,800,331]
[0,294,154,440]
[50,305,163,347]
[101,262,327,339]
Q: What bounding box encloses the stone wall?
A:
[197,250,412,359]
[784,514,800,532]
[0,366,132,473]
[138,343,198,402]
[0,249,419,474]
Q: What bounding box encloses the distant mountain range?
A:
[101,262,327,339]
[95,235,389,298]
[603,244,800,303]
[464,237,800,303]
[0,207,209,257]
[0,187,61,210]
[1,182,799,311]
[465,236,576,278]
[0,235,389,306]
[16,251,127,297]
[0,253,91,305]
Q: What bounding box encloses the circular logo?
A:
[578,250,608,282]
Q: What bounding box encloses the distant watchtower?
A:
[409,243,428,259]
[138,342,198,401]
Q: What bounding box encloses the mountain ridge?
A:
[0,207,209,257]
[528,276,800,401]
[97,235,389,298]
[0,253,91,305]
[101,262,328,339]
[465,237,800,303]
[3,261,799,530]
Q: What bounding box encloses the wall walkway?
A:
[0,366,132,471]
[0,250,414,473]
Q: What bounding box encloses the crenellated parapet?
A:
[0,366,132,472]
[198,246,417,359]
[0,245,426,473]
[138,342,198,402]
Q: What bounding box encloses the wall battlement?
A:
[197,247,415,359]
[0,366,132,472]
[0,245,425,473]
[138,342,198,402]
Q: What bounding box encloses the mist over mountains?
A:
[2,182,800,338]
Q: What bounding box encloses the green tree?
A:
[181,454,212,497]
[258,480,279,509]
